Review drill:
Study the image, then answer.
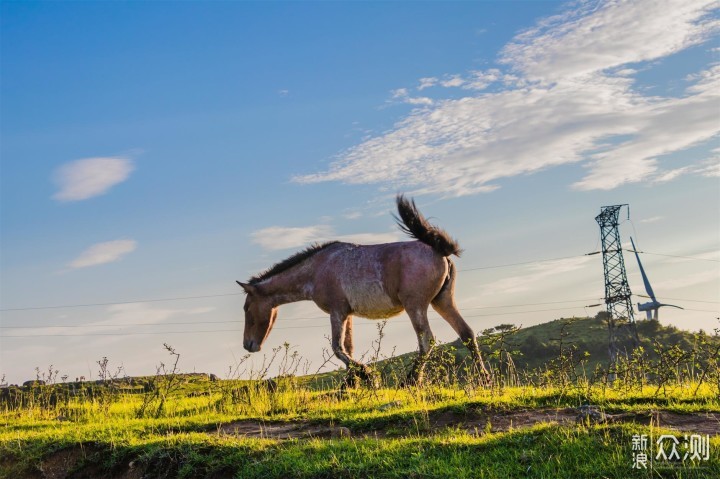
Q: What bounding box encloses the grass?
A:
[1,317,718,478]
[2,381,718,478]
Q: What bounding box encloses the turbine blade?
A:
[630,237,656,300]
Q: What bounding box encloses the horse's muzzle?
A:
[243,339,261,353]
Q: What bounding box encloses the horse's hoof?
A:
[346,365,378,388]
[361,369,380,388]
[400,373,424,388]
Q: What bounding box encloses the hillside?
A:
[306,314,719,390]
[463,314,718,371]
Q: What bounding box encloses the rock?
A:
[576,404,608,424]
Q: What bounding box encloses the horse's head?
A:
[236,281,278,353]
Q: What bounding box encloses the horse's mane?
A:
[248,241,341,285]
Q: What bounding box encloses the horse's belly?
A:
[355,306,404,320]
[344,282,403,319]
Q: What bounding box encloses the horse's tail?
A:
[394,194,462,257]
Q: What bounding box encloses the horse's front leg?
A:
[343,315,354,358]
[330,312,374,387]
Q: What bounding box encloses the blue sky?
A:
[1,1,719,384]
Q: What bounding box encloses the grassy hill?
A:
[461,314,717,370]
[309,314,719,388]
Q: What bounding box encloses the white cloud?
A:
[294,0,720,197]
[418,77,438,90]
[417,70,503,92]
[389,88,434,106]
[464,69,503,90]
[342,211,363,220]
[251,225,333,251]
[53,157,134,202]
[251,225,400,251]
[696,148,720,177]
[652,167,693,184]
[698,160,720,177]
[68,239,137,269]
[500,0,718,83]
[640,216,664,224]
[334,231,401,244]
[440,75,465,88]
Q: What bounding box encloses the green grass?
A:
[2,317,718,478]
[1,380,718,478]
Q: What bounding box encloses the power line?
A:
[0,248,715,313]
[625,249,720,263]
[636,295,719,304]
[0,320,243,329]
[458,254,593,272]
[4,304,717,338]
[0,306,623,338]
[0,254,601,312]
[0,293,242,312]
[1,329,244,338]
[2,289,716,331]
[0,298,601,329]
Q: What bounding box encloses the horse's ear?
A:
[236,281,257,295]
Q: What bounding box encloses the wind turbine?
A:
[629,237,683,320]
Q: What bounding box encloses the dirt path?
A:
[217,408,720,440]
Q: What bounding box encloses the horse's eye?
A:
[243,303,250,312]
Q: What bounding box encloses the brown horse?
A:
[237,195,490,385]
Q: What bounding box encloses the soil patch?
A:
[432,408,720,436]
[38,447,85,479]
[216,421,351,440]
[217,409,720,439]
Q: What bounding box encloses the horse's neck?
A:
[259,266,313,306]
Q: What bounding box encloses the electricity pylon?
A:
[595,205,640,371]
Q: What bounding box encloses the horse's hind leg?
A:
[330,312,374,386]
[405,307,435,386]
[432,291,492,386]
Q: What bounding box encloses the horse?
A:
[237,195,491,386]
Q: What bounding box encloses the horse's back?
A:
[313,241,448,319]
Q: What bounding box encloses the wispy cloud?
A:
[5,303,216,337]
[96,303,215,327]
[334,231,401,244]
[68,239,137,269]
[251,225,334,251]
[640,216,664,224]
[650,269,720,292]
[53,157,134,202]
[251,225,400,251]
[480,256,594,296]
[389,88,434,106]
[294,0,719,197]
